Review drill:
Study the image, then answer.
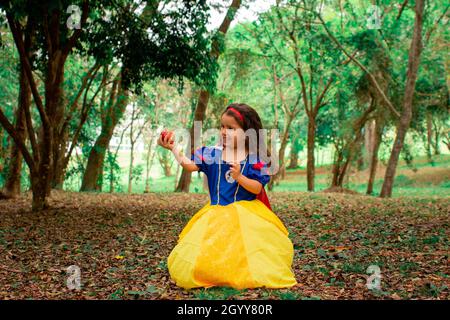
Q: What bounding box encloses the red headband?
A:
[227,107,244,122]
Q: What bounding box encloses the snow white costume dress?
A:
[167,146,297,289]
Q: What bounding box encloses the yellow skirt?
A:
[167,199,297,290]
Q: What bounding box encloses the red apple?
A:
[160,129,168,140]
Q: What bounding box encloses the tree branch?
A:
[313,12,400,118]
[0,108,35,172]
[7,14,50,127]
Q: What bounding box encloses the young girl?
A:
[158,103,297,290]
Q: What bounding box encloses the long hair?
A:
[222,103,271,165]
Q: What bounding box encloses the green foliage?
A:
[131,164,144,184]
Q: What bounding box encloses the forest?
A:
[0,0,449,300]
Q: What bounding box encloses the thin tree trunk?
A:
[367,117,383,195]
[81,129,113,191]
[175,91,209,192]
[81,80,129,192]
[144,141,153,193]
[128,141,135,193]
[128,106,136,194]
[109,149,115,193]
[432,118,441,155]
[0,129,5,174]
[3,65,30,197]
[331,147,343,187]
[268,114,293,190]
[51,63,103,189]
[145,141,158,193]
[426,110,433,162]
[380,0,425,197]
[288,146,299,169]
[144,135,157,193]
[332,99,376,188]
[306,117,316,191]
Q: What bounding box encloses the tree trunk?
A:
[160,152,173,177]
[331,147,343,187]
[175,90,209,192]
[29,124,54,211]
[367,117,383,195]
[51,125,69,189]
[432,119,441,155]
[332,99,376,188]
[0,128,5,174]
[306,117,316,191]
[3,65,30,197]
[287,128,301,169]
[356,151,364,171]
[426,110,433,162]
[267,115,293,190]
[50,67,68,190]
[144,146,152,193]
[51,63,104,190]
[110,151,115,193]
[128,140,135,193]
[31,173,50,211]
[144,139,157,193]
[380,0,425,197]
[82,130,112,191]
[127,106,136,194]
[143,104,160,193]
[30,52,67,209]
[288,146,299,169]
[81,83,128,192]
[364,119,376,166]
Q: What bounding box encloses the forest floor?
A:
[0,190,449,300]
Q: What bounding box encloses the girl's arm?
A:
[158,131,199,172]
[171,145,199,172]
[236,175,263,194]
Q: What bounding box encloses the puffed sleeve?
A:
[246,160,270,186]
[191,146,209,174]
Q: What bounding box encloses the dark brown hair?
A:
[222,103,271,162]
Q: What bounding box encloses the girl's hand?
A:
[229,162,241,180]
[157,129,175,150]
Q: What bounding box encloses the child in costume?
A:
[158,103,297,290]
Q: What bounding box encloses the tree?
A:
[308,0,442,197]
[380,0,426,197]
[2,25,33,197]
[126,102,149,193]
[245,1,344,191]
[0,0,93,210]
[80,69,129,191]
[0,0,215,209]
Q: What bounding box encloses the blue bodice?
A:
[191,146,270,205]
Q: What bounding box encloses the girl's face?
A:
[220,113,244,150]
